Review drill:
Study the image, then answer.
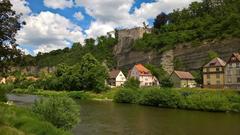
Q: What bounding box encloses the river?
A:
[7,94,240,135]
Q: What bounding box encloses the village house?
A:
[108,70,126,88]
[203,57,226,89]
[128,64,159,87]
[170,70,196,88]
[225,53,240,89]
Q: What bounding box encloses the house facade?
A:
[203,57,226,89]
[129,64,159,87]
[225,53,240,89]
[170,71,196,88]
[108,70,126,87]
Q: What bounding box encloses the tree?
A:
[206,50,219,62]
[161,78,173,88]
[153,12,169,29]
[78,53,108,92]
[124,77,140,89]
[32,96,80,130]
[0,0,25,74]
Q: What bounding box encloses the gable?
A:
[116,71,126,81]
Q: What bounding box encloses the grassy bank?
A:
[114,88,240,112]
[0,103,71,135]
[10,87,119,101]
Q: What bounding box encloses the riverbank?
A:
[11,88,118,101]
[0,103,71,135]
[114,87,240,112]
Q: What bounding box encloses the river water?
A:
[7,94,240,135]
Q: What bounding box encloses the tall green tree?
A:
[0,0,24,74]
[78,53,108,92]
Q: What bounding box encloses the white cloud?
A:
[134,0,202,20]
[85,22,114,38]
[74,11,84,21]
[77,0,199,38]
[10,0,31,16]
[16,11,85,55]
[43,0,73,9]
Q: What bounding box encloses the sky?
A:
[9,0,200,55]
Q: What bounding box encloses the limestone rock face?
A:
[113,27,174,73]
[113,27,240,73]
[174,38,240,71]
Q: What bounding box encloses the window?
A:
[237,63,240,68]
[207,81,211,85]
[207,74,210,79]
[216,68,220,72]
[145,78,148,81]
[207,68,210,72]
[237,78,240,83]
[216,81,221,85]
[216,74,220,78]
[227,70,232,75]
[228,78,232,83]
[232,63,236,68]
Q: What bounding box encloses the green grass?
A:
[11,88,120,101]
[0,103,71,135]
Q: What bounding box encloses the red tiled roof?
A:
[109,70,121,79]
[135,64,151,75]
[174,70,195,80]
[204,57,226,67]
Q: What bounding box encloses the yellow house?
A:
[170,71,196,88]
[203,57,226,89]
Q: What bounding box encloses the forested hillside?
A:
[134,0,240,51]
[22,36,117,68]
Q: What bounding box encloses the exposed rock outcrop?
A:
[113,27,240,73]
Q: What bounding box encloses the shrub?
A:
[185,93,231,112]
[161,78,173,88]
[113,88,140,103]
[0,104,70,135]
[68,91,90,100]
[139,88,182,108]
[32,96,80,130]
[124,78,140,89]
[0,84,14,102]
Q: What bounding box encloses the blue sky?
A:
[9,0,199,55]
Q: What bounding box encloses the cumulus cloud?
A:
[16,11,85,55]
[10,0,31,16]
[85,21,114,38]
[43,0,74,9]
[134,0,202,20]
[74,11,84,21]
[77,0,199,38]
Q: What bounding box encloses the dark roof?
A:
[204,57,226,67]
[226,53,240,63]
[173,71,195,80]
[233,53,240,61]
[109,70,121,79]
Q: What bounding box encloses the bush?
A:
[113,88,140,103]
[113,87,240,112]
[0,84,14,102]
[124,78,140,89]
[68,91,90,100]
[161,78,173,88]
[185,93,231,112]
[32,96,80,130]
[0,104,70,135]
[139,88,182,108]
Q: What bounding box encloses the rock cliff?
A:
[113,27,240,73]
